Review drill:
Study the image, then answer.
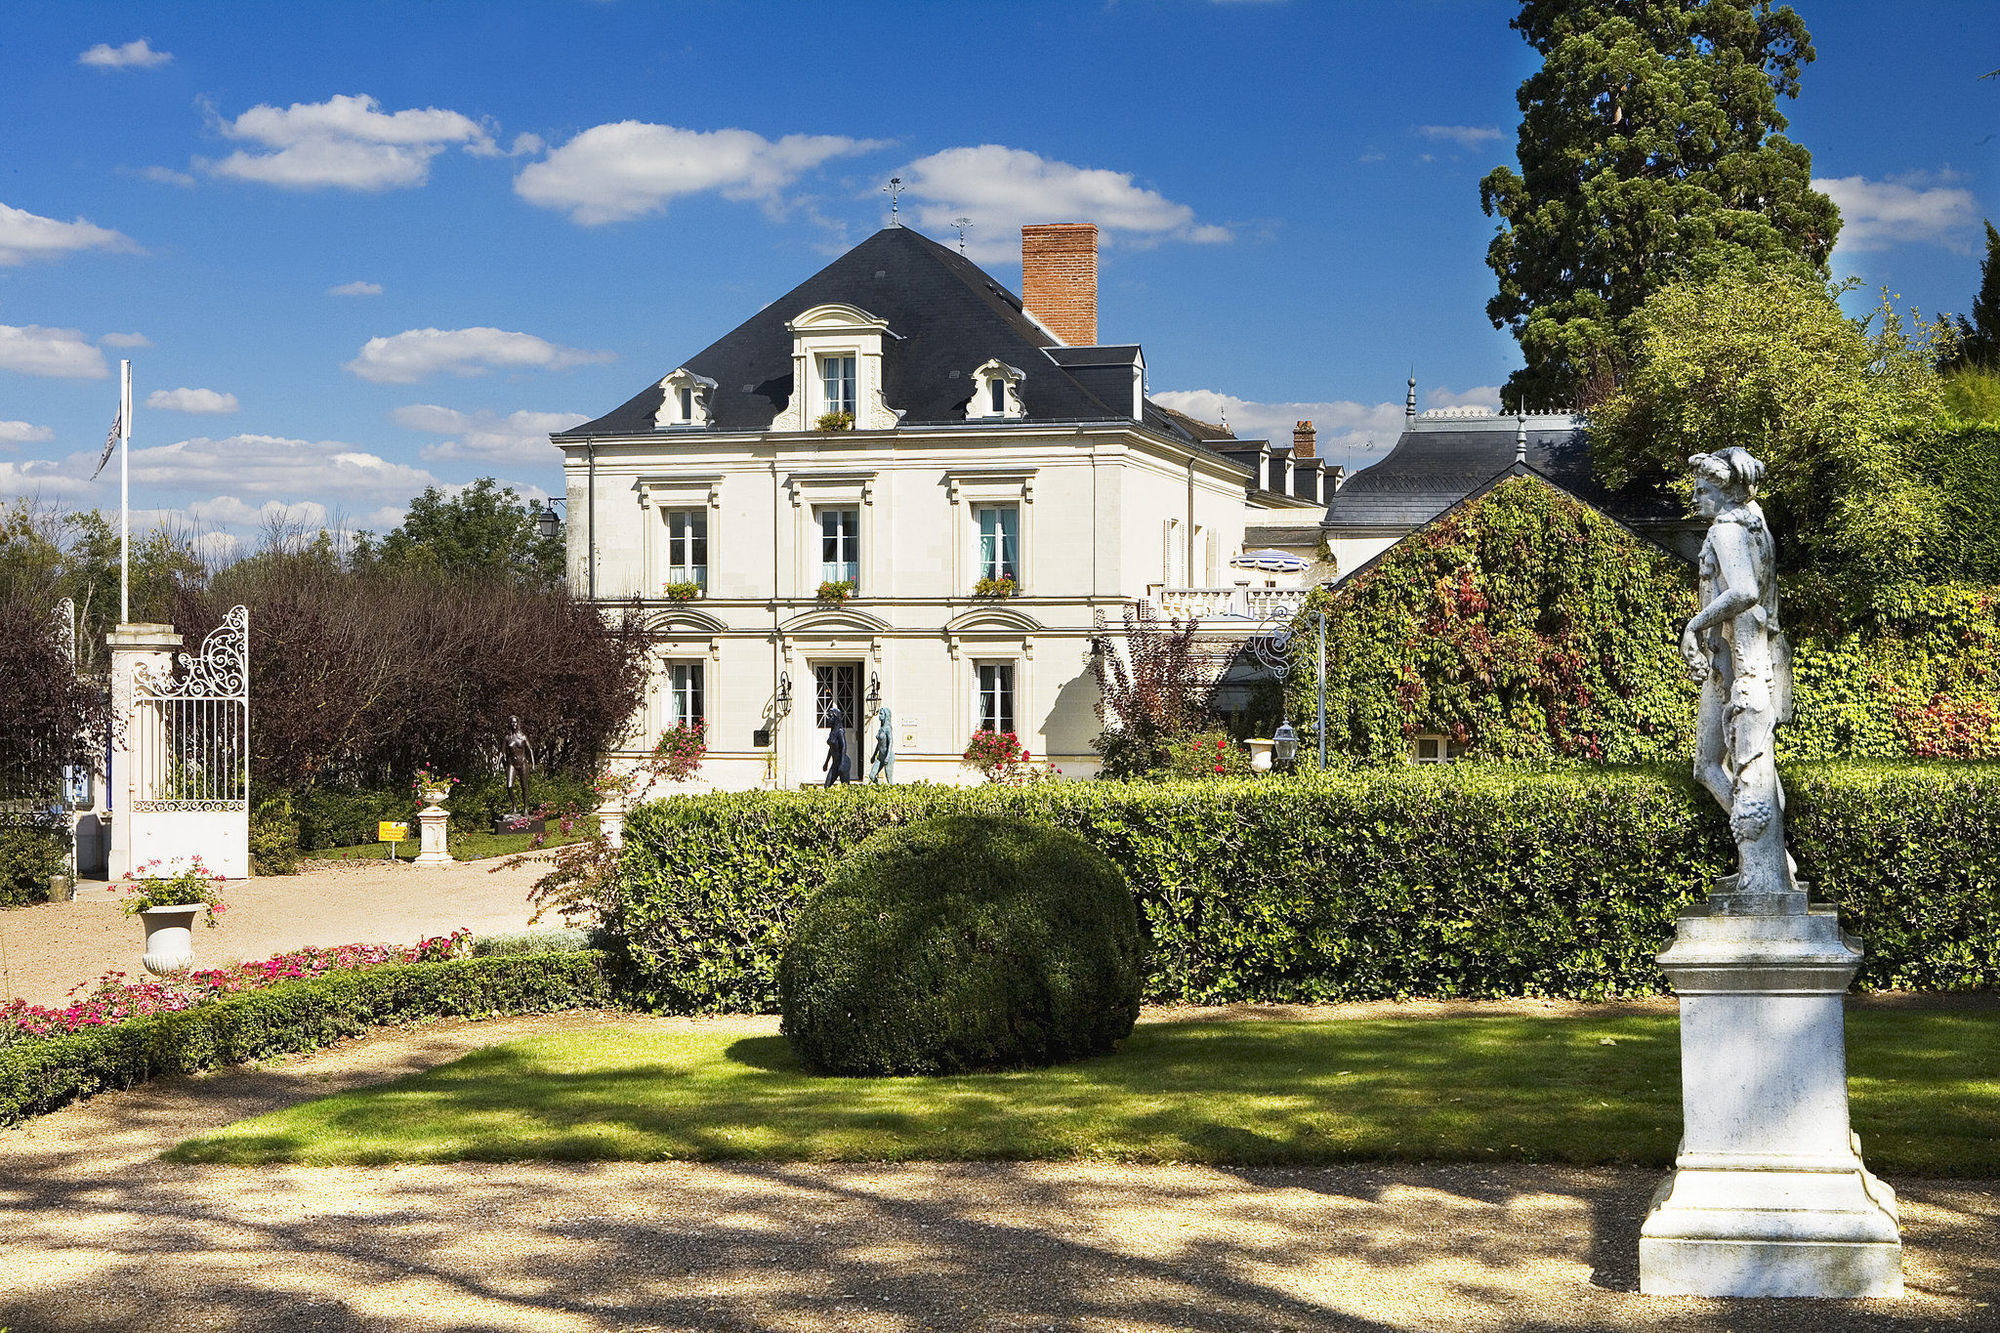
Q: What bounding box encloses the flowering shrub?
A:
[1161,730,1254,779]
[816,580,856,606]
[0,930,471,1046]
[592,766,638,802]
[650,722,706,782]
[962,728,1028,780]
[120,857,228,928]
[661,580,702,602]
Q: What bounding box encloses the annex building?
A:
[555,223,1324,788]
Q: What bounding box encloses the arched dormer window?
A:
[771,303,904,431]
[966,359,1026,421]
[654,368,717,430]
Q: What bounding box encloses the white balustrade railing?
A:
[1148,586,1306,624]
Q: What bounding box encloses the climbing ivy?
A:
[1295,477,1697,764]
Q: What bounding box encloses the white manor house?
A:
[554,222,1329,788]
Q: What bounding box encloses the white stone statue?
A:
[1679,447,1796,903]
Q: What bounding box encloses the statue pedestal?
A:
[1640,904,1901,1297]
[412,804,454,868]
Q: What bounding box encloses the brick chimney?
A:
[1292,420,1317,460]
[1021,223,1097,346]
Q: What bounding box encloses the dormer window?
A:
[654,368,716,429]
[966,359,1026,421]
[820,354,857,417]
[774,303,902,431]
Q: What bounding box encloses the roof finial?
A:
[884,176,904,226]
[1514,411,1528,466]
[1405,369,1417,423]
[952,216,972,253]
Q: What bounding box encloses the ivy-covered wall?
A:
[1298,474,2000,764]
[1299,477,1698,764]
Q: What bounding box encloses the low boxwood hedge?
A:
[611,763,2000,1012]
[0,950,614,1126]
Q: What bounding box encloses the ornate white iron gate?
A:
[127,606,250,877]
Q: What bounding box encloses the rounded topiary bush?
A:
[779,814,1144,1075]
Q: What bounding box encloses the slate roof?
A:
[560,226,1231,455]
[1320,415,1684,533]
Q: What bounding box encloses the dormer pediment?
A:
[787,302,892,335]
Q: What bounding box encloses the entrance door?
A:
[806,661,861,784]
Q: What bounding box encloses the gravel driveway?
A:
[0,1011,1990,1332]
[1,857,548,1007]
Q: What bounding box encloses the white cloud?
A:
[1154,389,1432,469]
[0,201,137,266]
[897,145,1229,261]
[393,403,588,462]
[0,458,94,499]
[1414,125,1505,151]
[78,38,172,69]
[139,165,196,187]
[327,279,383,296]
[100,331,152,348]
[147,387,240,414]
[1816,173,1980,253]
[206,93,498,191]
[0,420,54,444]
[1424,384,1503,412]
[515,122,885,225]
[345,327,613,383]
[130,433,441,500]
[0,325,110,379]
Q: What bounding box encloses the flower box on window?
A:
[662,580,703,603]
[816,580,856,606]
[814,411,855,432]
[972,575,1017,599]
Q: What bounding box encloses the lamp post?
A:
[1272,719,1299,772]
[534,498,565,543]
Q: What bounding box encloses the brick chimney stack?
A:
[1021,223,1097,346]
[1292,420,1317,459]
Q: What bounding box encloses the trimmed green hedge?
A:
[612,763,2000,1012]
[0,951,614,1126]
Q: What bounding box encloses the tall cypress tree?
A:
[1481,1,1842,410]
[1950,221,2000,368]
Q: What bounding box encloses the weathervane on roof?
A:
[884,176,904,226]
[952,217,972,253]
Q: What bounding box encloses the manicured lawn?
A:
[165,1010,2000,1175]
[314,815,598,863]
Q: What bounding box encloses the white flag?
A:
[90,401,122,480]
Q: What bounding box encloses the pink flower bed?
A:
[0,929,472,1045]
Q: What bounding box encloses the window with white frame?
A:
[664,509,707,590]
[976,661,1016,735]
[654,368,715,429]
[989,377,1006,414]
[819,506,860,587]
[667,662,705,729]
[819,354,857,417]
[975,505,1019,583]
[965,359,1025,421]
[1412,733,1449,764]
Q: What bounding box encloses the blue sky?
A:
[1,0,1992,560]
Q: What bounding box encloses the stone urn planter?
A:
[419,785,452,807]
[596,793,627,850]
[140,904,201,976]
[1246,738,1275,773]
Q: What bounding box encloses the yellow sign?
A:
[378,821,410,842]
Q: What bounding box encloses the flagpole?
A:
[120,359,131,625]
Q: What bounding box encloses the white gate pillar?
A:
[107,622,182,882]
